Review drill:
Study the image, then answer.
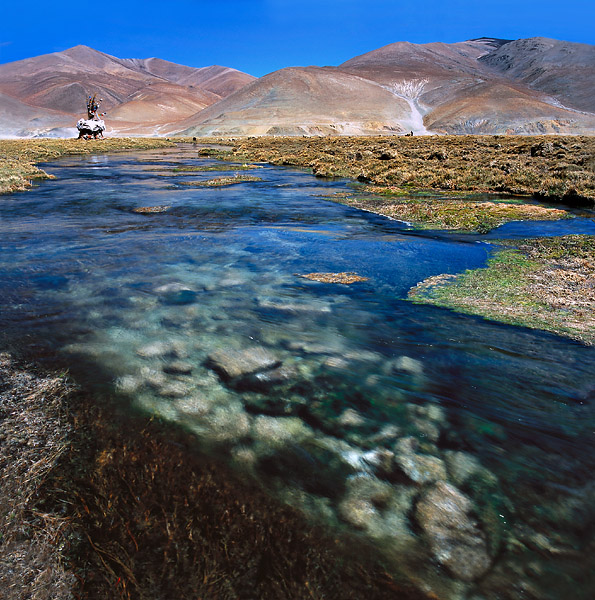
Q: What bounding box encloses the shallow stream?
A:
[1,145,593,598]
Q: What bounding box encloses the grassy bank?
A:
[224,135,595,201]
[0,138,175,195]
[408,235,595,345]
[187,135,594,232]
[0,353,426,600]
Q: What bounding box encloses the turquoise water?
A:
[1,145,594,598]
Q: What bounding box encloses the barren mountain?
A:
[179,36,595,137]
[0,92,74,137]
[0,46,255,136]
[478,37,595,113]
[175,66,414,136]
[2,37,593,138]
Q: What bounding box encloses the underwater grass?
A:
[0,353,427,600]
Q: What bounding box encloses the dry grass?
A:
[408,235,595,344]
[299,272,370,284]
[172,164,262,172]
[179,174,263,187]
[0,353,74,600]
[132,205,170,214]
[0,138,175,195]
[219,135,595,202]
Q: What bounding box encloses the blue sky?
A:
[1,0,593,76]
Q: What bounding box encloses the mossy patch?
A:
[408,235,595,344]
[339,195,569,233]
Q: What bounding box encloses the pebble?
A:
[444,450,482,486]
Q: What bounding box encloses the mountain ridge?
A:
[178,36,595,137]
[0,38,593,137]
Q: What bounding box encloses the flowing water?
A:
[1,145,594,598]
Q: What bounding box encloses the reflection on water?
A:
[1,145,594,599]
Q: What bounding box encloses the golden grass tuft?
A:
[299,272,369,284]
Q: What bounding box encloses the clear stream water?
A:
[1,145,594,598]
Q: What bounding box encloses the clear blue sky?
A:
[1,0,593,76]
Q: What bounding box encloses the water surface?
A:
[1,145,593,598]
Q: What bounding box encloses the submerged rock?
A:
[136,340,180,359]
[366,424,402,445]
[444,450,483,486]
[201,404,251,444]
[338,496,379,529]
[158,381,191,398]
[238,364,298,391]
[394,451,447,484]
[163,360,193,375]
[252,415,313,450]
[206,346,281,381]
[388,356,424,376]
[258,297,332,314]
[393,436,447,484]
[337,408,366,428]
[154,282,198,305]
[416,481,492,582]
[174,395,213,418]
[114,374,143,394]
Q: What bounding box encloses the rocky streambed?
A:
[1,144,593,599]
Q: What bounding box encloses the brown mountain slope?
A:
[0,46,255,136]
[176,66,413,136]
[177,37,595,136]
[479,37,595,113]
[425,82,595,134]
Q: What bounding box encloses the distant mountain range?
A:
[1,38,593,137]
[0,45,254,137]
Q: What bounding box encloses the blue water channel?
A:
[1,145,593,598]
